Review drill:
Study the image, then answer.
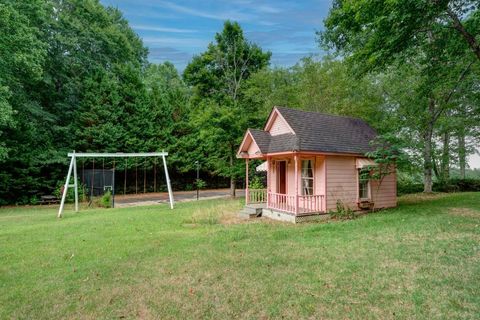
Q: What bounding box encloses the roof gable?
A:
[264,107,294,136]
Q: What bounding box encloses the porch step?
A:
[239,204,265,218]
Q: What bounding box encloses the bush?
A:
[330,200,355,220]
[54,181,87,203]
[397,177,480,195]
[99,191,112,208]
[194,178,207,190]
[433,178,480,193]
[249,176,265,189]
[397,181,424,195]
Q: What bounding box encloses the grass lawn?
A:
[1,193,479,319]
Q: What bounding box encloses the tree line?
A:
[0,0,479,204]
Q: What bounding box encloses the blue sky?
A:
[100,0,332,71]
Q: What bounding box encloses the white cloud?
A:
[132,24,197,33]
[155,1,254,21]
[142,36,209,48]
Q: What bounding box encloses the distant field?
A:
[1,193,479,319]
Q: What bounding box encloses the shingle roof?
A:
[249,107,377,155]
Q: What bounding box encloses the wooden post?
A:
[245,159,249,205]
[294,154,299,215]
[73,151,78,212]
[162,154,174,209]
[266,157,269,208]
[58,156,74,218]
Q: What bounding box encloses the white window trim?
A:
[301,158,315,196]
[358,169,371,201]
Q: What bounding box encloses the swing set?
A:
[57,151,174,218]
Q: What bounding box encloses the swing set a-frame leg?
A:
[58,155,76,218]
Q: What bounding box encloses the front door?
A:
[277,161,286,194]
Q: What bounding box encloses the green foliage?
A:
[397,176,480,195]
[330,200,355,220]
[320,0,480,73]
[397,180,425,196]
[53,181,87,203]
[182,21,271,193]
[99,190,112,208]
[433,178,480,193]
[194,179,207,190]
[249,176,264,189]
[320,0,480,193]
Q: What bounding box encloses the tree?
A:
[320,0,480,192]
[320,0,480,72]
[0,0,150,204]
[364,134,406,211]
[183,21,271,196]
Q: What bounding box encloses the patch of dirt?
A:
[449,208,480,218]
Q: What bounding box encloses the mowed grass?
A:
[1,193,479,319]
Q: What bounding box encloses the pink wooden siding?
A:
[268,114,293,136]
[246,137,260,155]
[371,171,397,208]
[325,155,397,211]
[314,156,326,197]
[325,156,358,211]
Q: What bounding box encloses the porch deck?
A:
[246,189,325,216]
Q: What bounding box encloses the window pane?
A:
[301,160,313,178]
[359,180,369,199]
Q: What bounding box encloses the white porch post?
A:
[245,159,249,205]
[266,157,270,208]
[294,154,299,215]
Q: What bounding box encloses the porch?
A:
[247,189,325,215]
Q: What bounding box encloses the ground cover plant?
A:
[1,193,479,319]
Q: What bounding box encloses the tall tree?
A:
[183,21,271,196]
[320,0,480,192]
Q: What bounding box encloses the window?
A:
[358,169,370,199]
[301,160,314,195]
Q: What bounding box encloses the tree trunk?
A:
[423,98,435,193]
[458,131,466,179]
[447,9,480,62]
[441,131,450,181]
[230,177,236,197]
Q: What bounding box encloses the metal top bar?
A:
[67,152,168,158]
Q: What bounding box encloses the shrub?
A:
[54,181,87,203]
[433,178,480,193]
[330,200,355,220]
[29,196,38,205]
[397,181,424,195]
[397,177,480,195]
[99,191,112,208]
[194,178,207,190]
[249,176,265,189]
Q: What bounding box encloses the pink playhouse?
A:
[237,107,397,223]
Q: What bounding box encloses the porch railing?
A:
[267,192,325,215]
[298,195,324,214]
[268,192,296,213]
[248,189,267,204]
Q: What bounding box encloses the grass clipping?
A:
[183,202,244,226]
